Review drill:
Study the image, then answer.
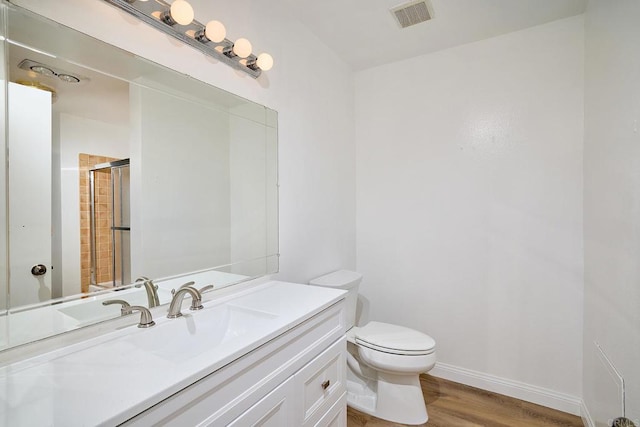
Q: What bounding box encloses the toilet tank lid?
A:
[309,270,362,287]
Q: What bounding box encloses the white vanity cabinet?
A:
[0,282,347,426]
[123,299,347,427]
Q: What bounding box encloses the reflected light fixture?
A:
[58,74,81,83]
[105,0,273,78]
[18,59,86,84]
[30,65,55,77]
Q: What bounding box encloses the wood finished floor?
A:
[346,375,584,427]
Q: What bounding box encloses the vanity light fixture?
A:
[104,0,274,78]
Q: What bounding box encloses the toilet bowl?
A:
[309,270,436,425]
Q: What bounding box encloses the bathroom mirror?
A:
[0,1,279,349]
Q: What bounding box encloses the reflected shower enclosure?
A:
[88,159,131,291]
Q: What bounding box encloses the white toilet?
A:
[309,270,436,425]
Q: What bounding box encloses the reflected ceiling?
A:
[9,44,130,125]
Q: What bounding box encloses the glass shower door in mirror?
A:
[89,159,130,292]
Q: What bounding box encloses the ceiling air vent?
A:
[390,0,432,29]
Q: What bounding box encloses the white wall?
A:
[355,17,584,412]
[12,0,356,285]
[57,113,129,297]
[583,0,640,425]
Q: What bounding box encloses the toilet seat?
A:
[353,322,436,356]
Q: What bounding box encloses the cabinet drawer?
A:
[295,337,346,426]
[226,377,295,427]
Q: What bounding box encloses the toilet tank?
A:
[309,270,362,328]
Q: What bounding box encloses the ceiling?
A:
[276,0,586,71]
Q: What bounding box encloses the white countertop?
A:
[0,281,345,426]
[0,270,251,350]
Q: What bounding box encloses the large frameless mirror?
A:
[0,1,279,350]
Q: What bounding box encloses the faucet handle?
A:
[102,299,131,315]
[171,281,196,296]
[135,276,158,291]
[134,276,149,287]
[122,305,155,328]
[198,284,214,294]
[172,284,213,295]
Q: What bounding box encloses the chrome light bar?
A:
[103,0,266,79]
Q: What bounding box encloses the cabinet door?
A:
[226,377,295,427]
[317,393,347,427]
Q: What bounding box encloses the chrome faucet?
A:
[135,276,160,308]
[167,286,203,319]
[123,305,155,328]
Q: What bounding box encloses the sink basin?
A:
[57,288,172,326]
[128,303,278,363]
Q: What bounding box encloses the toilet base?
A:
[346,364,428,425]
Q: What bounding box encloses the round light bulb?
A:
[232,38,252,58]
[205,20,226,43]
[170,0,194,26]
[256,53,274,71]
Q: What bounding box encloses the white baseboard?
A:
[429,362,582,416]
[581,399,595,427]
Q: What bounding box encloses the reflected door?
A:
[112,163,131,287]
[8,82,52,307]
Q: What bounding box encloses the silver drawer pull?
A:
[321,380,330,390]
